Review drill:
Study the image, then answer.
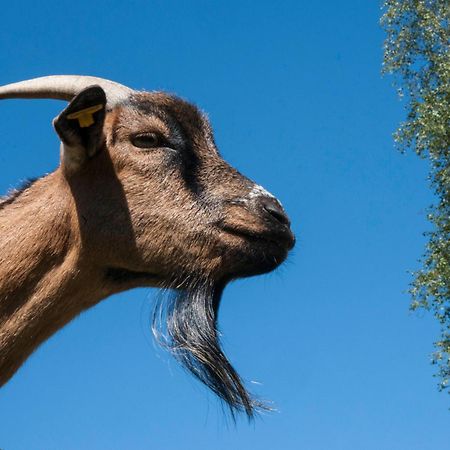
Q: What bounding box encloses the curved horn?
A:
[0,75,133,105]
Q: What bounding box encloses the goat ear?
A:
[53,86,107,175]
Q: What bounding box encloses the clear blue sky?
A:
[0,1,448,449]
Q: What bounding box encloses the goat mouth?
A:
[216,224,294,278]
[220,224,295,251]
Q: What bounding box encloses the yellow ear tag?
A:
[66,104,104,128]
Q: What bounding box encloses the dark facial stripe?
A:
[131,98,208,199]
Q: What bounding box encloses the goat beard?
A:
[152,277,267,419]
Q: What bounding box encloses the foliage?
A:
[382,0,450,393]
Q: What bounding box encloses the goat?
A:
[0,76,295,418]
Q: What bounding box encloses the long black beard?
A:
[152,277,266,419]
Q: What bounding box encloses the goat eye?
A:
[131,133,161,149]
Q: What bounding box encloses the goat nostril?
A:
[261,198,290,227]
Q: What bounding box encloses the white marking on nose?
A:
[248,184,276,200]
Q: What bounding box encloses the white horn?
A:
[0,75,133,105]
